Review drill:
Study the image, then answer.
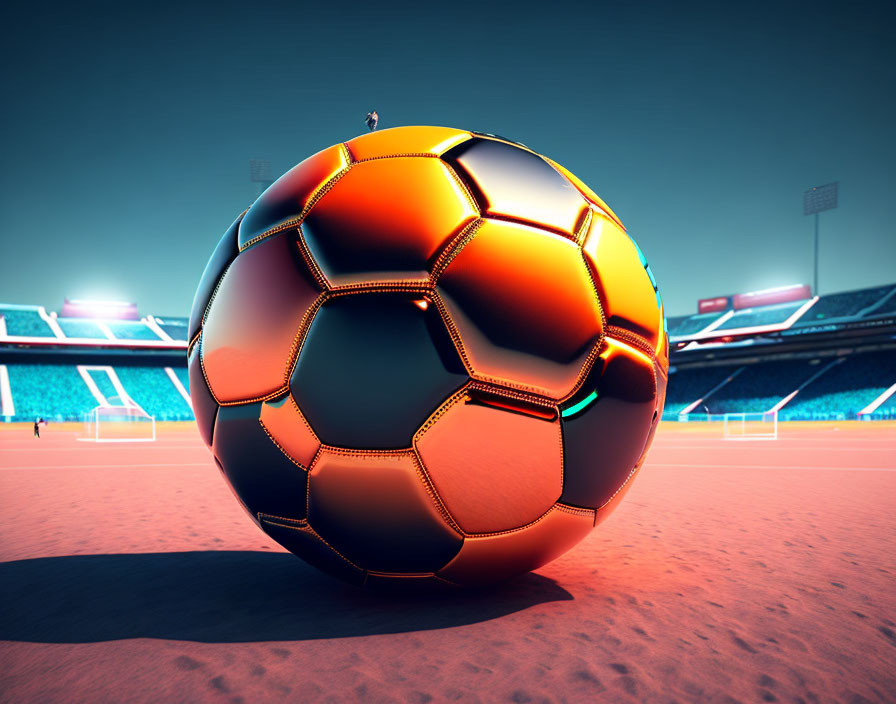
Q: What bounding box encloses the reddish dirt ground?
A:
[1,421,894,703]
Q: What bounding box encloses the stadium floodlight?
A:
[249,159,274,197]
[803,182,838,296]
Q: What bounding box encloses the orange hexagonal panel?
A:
[435,219,603,399]
[583,213,661,348]
[437,504,595,585]
[238,144,349,249]
[259,394,320,468]
[300,157,478,288]
[307,450,463,574]
[201,234,321,403]
[446,138,588,236]
[543,158,624,229]
[415,391,562,534]
[346,126,471,162]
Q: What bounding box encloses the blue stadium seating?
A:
[796,285,894,324]
[780,351,896,420]
[3,363,193,422]
[57,318,107,339]
[714,301,806,331]
[663,364,743,418]
[703,358,819,414]
[869,392,896,420]
[667,311,725,337]
[115,366,193,421]
[1,307,55,337]
[5,364,98,422]
[156,317,190,341]
[106,321,161,340]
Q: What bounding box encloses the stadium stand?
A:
[667,311,725,337]
[780,351,896,420]
[171,365,190,392]
[713,300,807,331]
[663,364,743,418]
[155,317,190,341]
[2,363,194,422]
[106,320,161,340]
[869,392,896,420]
[795,284,895,324]
[702,358,820,414]
[0,307,55,337]
[56,318,107,339]
[5,364,99,422]
[84,368,120,402]
[864,298,896,318]
[115,366,193,421]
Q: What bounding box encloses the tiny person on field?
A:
[33,419,40,438]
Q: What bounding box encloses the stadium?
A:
[3,281,894,430]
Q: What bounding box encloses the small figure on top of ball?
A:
[365,110,378,131]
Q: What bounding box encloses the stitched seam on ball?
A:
[441,160,481,215]
[466,381,557,414]
[410,449,465,535]
[557,340,604,405]
[463,504,559,538]
[555,503,596,518]
[430,218,483,280]
[340,142,354,165]
[258,513,306,527]
[429,290,476,377]
[187,330,201,357]
[328,281,434,296]
[607,327,659,362]
[296,226,331,291]
[480,213,579,243]
[258,417,308,471]
[282,293,326,390]
[238,166,351,252]
[353,152,440,163]
[216,386,289,407]
[574,208,593,246]
[263,518,363,571]
[595,464,642,511]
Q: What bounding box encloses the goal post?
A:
[80,404,156,442]
[723,411,778,440]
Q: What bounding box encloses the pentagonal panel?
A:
[346,126,471,161]
[560,338,657,509]
[259,394,320,468]
[238,144,349,248]
[583,214,661,347]
[290,293,468,449]
[202,234,321,403]
[445,138,587,235]
[300,157,477,287]
[212,403,309,520]
[543,158,624,229]
[188,213,242,341]
[188,341,217,447]
[436,219,603,399]
[415,392,562,534]
[437,504,594,585]
[307,450,463,573]
[258,515,364,585]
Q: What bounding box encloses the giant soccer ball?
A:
[188,126,668,586]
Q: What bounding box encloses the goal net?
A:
[81,404,156,442]
[722,411,777,440]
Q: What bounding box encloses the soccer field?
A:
[1,421,894,703]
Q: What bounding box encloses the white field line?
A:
[165,367,193,409]
[0,365,15,417]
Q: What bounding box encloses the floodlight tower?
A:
[249,159,274,199]
[803,182,838,296]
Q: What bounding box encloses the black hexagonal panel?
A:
[212,402,309,520]
[442,138,585,232]
[560,348,657,509]
[290,293,468,449]
[188,343,218,447]
[188,212,243,341]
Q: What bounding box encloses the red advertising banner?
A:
[733,285,811,310]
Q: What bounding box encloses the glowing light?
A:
[561,390,598,418]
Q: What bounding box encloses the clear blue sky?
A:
[1,0,893,316]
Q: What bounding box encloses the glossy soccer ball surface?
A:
[188,126,668,586]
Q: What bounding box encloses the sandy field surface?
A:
[1,421,894,703]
